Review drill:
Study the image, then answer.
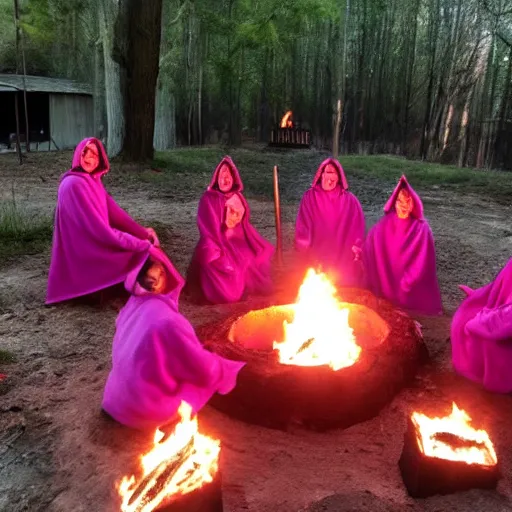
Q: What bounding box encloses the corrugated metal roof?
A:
[0,74,92,95]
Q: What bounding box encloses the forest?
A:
[1,0,512,168]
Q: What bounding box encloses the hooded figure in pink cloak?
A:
[102,247,245,429]
[185,156,274,304]
[295,158,365,286]
[46,138,160,304]
[451,258,512,393]
[362,175,442,316]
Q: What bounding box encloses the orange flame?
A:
[412,402,497,466]
[118,402,220,512]
[273,269,361,371]
[280,111,293,128]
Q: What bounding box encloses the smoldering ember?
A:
[2,1,512,511]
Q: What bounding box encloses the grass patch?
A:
[0,349,16,364]
[342,155,512,203]
[0,191,53,263]
[147,148,512,205]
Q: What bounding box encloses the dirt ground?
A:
[1,150,512,512]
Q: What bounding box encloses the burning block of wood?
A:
[118,402,222,512]
[399,403,500,498]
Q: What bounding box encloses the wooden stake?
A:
[14,92,22,165]
[13,0,29,152]
[332,99,342,157]
[273,165,283,266]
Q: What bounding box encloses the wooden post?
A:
[14,92,22,165]
[13,0,30,152]
[273,165,283,266]
[332,99,342,157]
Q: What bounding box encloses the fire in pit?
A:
[118,402,223,512]
[197,271,427,431]
[269,110,311,148]
[272,269,361,370]
[399,402,500,498]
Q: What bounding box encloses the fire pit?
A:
[269,110,311,148]
[197,270,426,431]
[118,402,223,512]
[399,403,500,498]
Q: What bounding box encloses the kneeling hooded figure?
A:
[102,247,245,429]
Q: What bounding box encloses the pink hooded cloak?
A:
[363,176,442,316]
[295,158,365,286]
[102,247,245,429]
[46,138,152,304]
[185,156,274,304]
[451,258,512,393]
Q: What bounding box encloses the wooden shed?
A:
[0,74,93,151]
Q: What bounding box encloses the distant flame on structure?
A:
[118,402,220,512]
[280,111,293,128]
[273,268,362,371]
[412,402,497,466]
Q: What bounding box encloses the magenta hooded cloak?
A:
[295,158,365,286]
[102,247,245,429]
[363,176,442,316]
[451,257,512,393]
[185,156,274,304]
[46,138,152,304]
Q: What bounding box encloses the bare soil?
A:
[1,150,512,512]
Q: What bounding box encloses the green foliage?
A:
[0,350,16,364]
[0,192,53,265]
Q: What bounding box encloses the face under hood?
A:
[208,156,244,192]
[72,137,109,175]
[124,247,185,304]
[383,175,424,220]
[311,158,349,190]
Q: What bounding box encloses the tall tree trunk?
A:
[420,0,440,159]
[100,0,125,157]
[493,47,512,168]
[154,0,176,151]
[122,0,163,161]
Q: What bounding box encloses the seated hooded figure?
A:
[185,156,274,304]
[363,175,442,316]
[295,158,365,286]
[46,137,159,304]
[102,247,245,429]
[451,258,512,393]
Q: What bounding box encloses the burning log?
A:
[155,472,222,512]
[118,402,222,512]
[197,274,426,431]
[399,403,500,498]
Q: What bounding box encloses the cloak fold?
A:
[451,257,512,393]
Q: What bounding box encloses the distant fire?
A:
[412,403,497,466]
[280,111,293,128]
[118,402,220,512]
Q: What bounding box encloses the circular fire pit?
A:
[197,287,427,431]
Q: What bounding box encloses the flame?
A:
[273,269,361,371]
[280,111,293,128]
[118,402,220,512]
[412,402,497,466]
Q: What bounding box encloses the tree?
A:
[122,0,163,161]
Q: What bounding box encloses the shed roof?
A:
[0,74,92,95]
